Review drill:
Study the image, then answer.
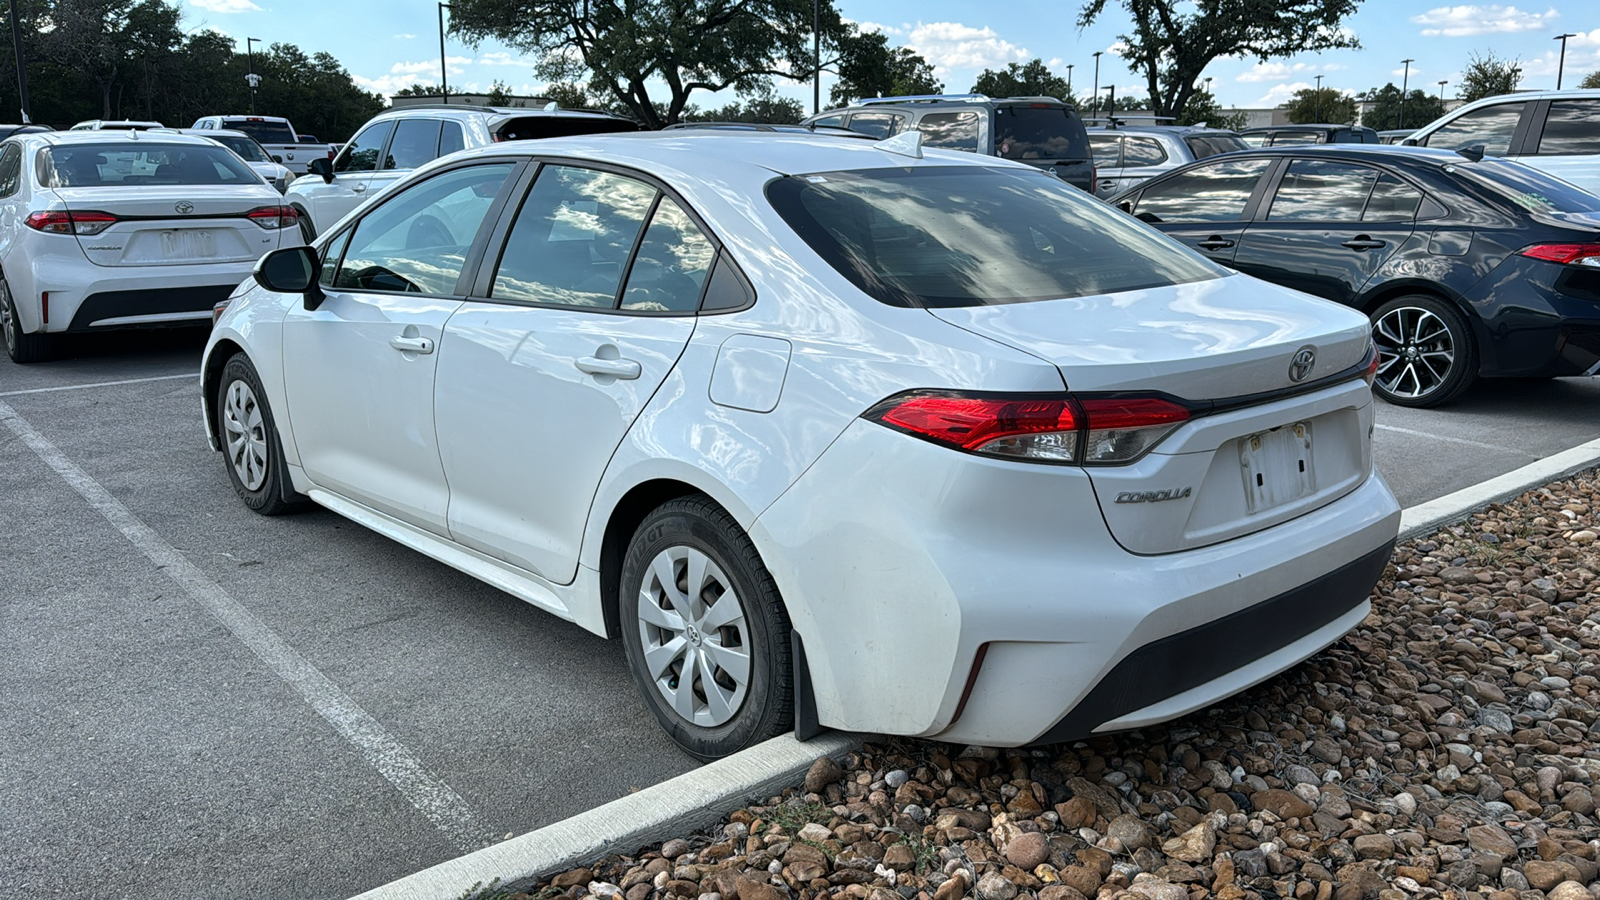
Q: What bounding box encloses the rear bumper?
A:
[1469,256,1600,377]
[66,285,237,331]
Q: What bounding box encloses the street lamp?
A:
[1399,58,1414,129]
[1091,51,1103,120]
[1438,79,1448,101]
[812,0,819,114]
[1555,33,1577,89]
[1066,64,1074,100]
[8,0,30,123]
[1315,74,1323,122]
[245,37,261,114]
[438,3,452,103]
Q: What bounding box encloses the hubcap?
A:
[1,291,15,354]
[1373,306,1455,399]
[222,380,269,492]
[636,546,751,727]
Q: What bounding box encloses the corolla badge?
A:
[1115,487,1192,504]
[174,201,194,214]
[1289,345,1317,382]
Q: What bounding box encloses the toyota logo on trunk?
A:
[174,201,194,214]
[1289,346,1317,382]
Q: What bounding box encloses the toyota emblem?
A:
[1289,346,1317,382]
[174,201,194,214]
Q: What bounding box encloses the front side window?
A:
[384,119,443,170]
[1132,157,1273,223]
[335,121,394,173]
[439,121,466,157]
[1267,159,1380,221]
[40,144,257,187]
[1121,136,1168,167]
[335,163,515,295]
[489,165,657,308]
[1423,102,1525,156]
[621,197,717,313]
[918,112,980,152]
[768,165,1223,308]
[811,115,845,129]
[846,113,901,139]
[1536,100,1600,156]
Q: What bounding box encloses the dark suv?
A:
[801,94,1095,192]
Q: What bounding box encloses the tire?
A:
[216,353,305,515]
[1,277,53,364]
[1369,294,1477,408]
[620,496,793,760]
[296,208,317,244]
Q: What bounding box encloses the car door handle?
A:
[1342,237,1386,250]
[1197,237,1235,250]
[352,183,367,192]
[1098,180,1117,188]
[389,336,434,354]
[575,356,641,380]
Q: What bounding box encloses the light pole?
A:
[1091,51,1103,120]
[1399,58,1413,129]
[1065,64,1073,100]
[812,0,819,114]
[1555,33,1577,89]
[1438,79,1448,101]
[1315,74,1323,122]
[438,3,452,103]
[8,0,30,123]
[245,37,261,114]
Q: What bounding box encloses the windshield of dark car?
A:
[212,135,270,162]
[994,106,1089,160]
[41,143,259,187]
[1183,134,1249,158]
[223,119,298,144]
[1450,159,1600,213]
[767,165,1223,308]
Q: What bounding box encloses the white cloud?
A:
[1256,82,1312,106]
[1519,28,1600,79]
[1390,64,1424,77]
[478,51,535,67]
[1409,4,1558,37]
[1104,41,1128,57]
[856,21,904,36]
[190,0,260,12]
[1237,61,1341,83]
[905,22,1028,72]
[1047,57,1064,68]
[352,56,473,96]
[394,33,416,40]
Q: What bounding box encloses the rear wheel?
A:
[1,277,53,364]
[217,353,305,515]
[620,497,793,760]
[295,207,317,244]
[1370,295,1477,408]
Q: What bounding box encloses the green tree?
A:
[1078,0,1361,119]
[684,92,805,123]
[1176,89,1246,129]
[1282,87,1355,124]
[1357,83,1444,130]
[829,30,942,106]
[971,59,1070,100]
[1581,71,1600,90]
[393,83,444,98]
[447,0,848,129]
[541,82,592,108]
[1458,50,1521,102]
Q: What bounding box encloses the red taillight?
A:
[863,391,1189,465]
[25,210,117,235]
[1362,341,1380,386]
[246,205,299,230]
[1520,243,1600,266]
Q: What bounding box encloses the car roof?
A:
[1087,125,1240,135]
[372,103,632,121]
[1238,124,1373,133]
[172,128,257,139]
[33,131,224,148]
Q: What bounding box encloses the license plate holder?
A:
[1240,421,1314,513]
[160,229,215,259]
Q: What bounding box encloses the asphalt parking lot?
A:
[2,328,1599,899]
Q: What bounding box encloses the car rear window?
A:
[40,143,258,187]
[767,165,1222,308]
[493,115,639,141]
[210,134,270,162]
[1450,158,1600,213]
[1183,134,1248,158]
[222,119,298,144]
[994,106,1088,160]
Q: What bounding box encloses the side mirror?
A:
[1401,138,1418,146]
[270,154,284,164]
[307,156,333,183]
[1118,200,1133,213]
[254,246,326,310]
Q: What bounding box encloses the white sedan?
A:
[1,131,302,363]
[203,132,1401,758]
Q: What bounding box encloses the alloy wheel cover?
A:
[636,545,752,727]
[222,380,269,491]
[1373,306,1456,399]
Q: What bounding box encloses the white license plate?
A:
[1240,422,1314,513]
[160,230,216,259]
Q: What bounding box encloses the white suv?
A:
[1405,90,1600,194]
[285,104,637,242]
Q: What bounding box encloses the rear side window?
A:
[1536,100,1600,156]
[1121,137,1167,167]
[1267,159,1379,221]
[1423,102,1525,156]
[1183,134,1248,158]
[1132,157,1273,223]
[993,106,1088,160]
[620,197,716,313]
[1363,173,1425,222]
[846,113,901,139]
[918,112,981,152]
[223,119,298,144]
[767,165,1222,308]
[40,144,257,187]
[1089,134,1122,167]
[1451,159,1600,213]
[384,119,442,170]
[336,121,394,173]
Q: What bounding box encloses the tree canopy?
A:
[1176,90,1246,130]
[828,30,941,107]
[971,60,1071,101]
[1358,83,1445,131]
[1282,87,1357,124]
[1582,71,1600,90]
[447,0,847,128]
[1078,0,1361,119]
[1458,50,1522,103]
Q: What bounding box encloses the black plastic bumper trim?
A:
[67,285,237,332]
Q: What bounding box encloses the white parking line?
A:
[0,372,199,397]
[0,399,494,854]
[1375,422,1536,456]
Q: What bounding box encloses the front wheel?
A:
[620,497,793,760]
[2,277,53,364]
[1369,295,1477,408]
[217,353,305,515]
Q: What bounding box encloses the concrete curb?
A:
[1398,437,1600,540]
[350,731,864,900]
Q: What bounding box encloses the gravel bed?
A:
[508,471,1600,900]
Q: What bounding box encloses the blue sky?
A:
[185,1,1598,111]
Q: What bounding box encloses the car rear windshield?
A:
[210,134,270,162]
[994,105,1088,160]
[40,143,259,187]
[1450,159,1600,213]
[767,166,1223,308]
[1183,134,1248,158]
[493,115,639,141]
[222,119,298,144]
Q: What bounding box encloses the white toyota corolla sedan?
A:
[202,131,1401,759]
[1,131,301,363]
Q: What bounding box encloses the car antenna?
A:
[874,130,923,159]
[1456,145,1485,162]
[544,101,559,111]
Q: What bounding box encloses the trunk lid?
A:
[931,275,1377,555]
[51,185,283,267]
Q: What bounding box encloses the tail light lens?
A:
[247,205,299,230]
[1362,340,1380,386]
[25,210,117,235]
[1520,243,1600,267]
[863,391,1190,465]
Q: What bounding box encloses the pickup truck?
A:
[190,115,330,174]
